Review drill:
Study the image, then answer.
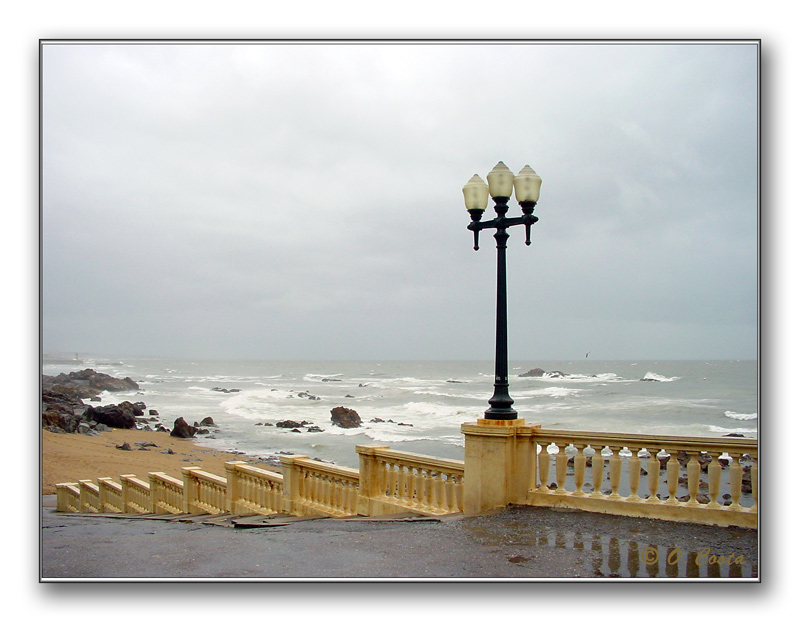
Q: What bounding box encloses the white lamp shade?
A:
[513,165,542,202]
[462,174,489,211]
[487,161,515,198]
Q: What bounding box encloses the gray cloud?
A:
[42,41,758,360]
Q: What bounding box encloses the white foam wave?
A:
[724,411,758,421]
[520,372,634,384]
[706,425,757,436]
[641,372,680,382]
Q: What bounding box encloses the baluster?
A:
[590,446,605,498]
[445,474,456,512]
[316,475,324,510]
[686,451,701,506]
[750,455,758,513]
[432,471,444,512]
[425,470,435,511]
[455,475,464,512]
[384,461,396,500]
[665,453,680,504]
[645,449,660,503]
[608,446,622,499]
[419,469,430,511]
[397,465,408,504]
[628,448,643,501]
[729,453,743,509]
[538,443,551,492]
[324,475,332,510]
[707,451,722,508]
[555,443,568,494]
[573,444,587,497]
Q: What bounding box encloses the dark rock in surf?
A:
[330,406,361,429]
[520,368,546,377]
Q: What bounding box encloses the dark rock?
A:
[116,442,132,451]
[277,420,303,428]
[170,417,196,438]
[724,432,745,437]
[199,417,216,427]
[330,406,361,428]
[345,394,355,398]
[78,422,98,436]
[85,401,141,429]
[211,387,240,393]
[42,368,139,399]
[148,409,159,417]
[322,378,341,382]
[370,418,385,423]
[41,388,86,433]
[306,426,324,433]
[520,368,546,377]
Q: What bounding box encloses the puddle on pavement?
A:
[537,531,758,578]
[466,522,757,578]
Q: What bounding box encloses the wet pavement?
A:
[40,497,758,580]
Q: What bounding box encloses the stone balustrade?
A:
[356,445,465,516]
[55,426,757,529]
[531,428,756,528]
[120,474,151,514]
[225,461,284,515]
[149,472,184,514]
[281,455,359,517]
[182,467,228,514]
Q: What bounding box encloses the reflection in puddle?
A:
[531,530,755,578]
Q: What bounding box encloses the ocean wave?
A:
[640,372,680,382]
[706,425,757,436]
[521,372,634,384]
[724,411,758,421]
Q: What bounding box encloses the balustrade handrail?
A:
[185,468,227,487]
[372,447,466,474]
[531,428,758,456]
[293,457,360,483]
[229,462,283,483]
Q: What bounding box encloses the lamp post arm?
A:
[467,213,539,250]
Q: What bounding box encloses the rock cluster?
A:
[519,368,567,378]
[42,368,139,399]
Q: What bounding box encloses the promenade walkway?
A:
[41,496,758,580]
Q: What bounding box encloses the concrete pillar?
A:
[461,418,537,514]
[225,461,247,513]
[279,455,309,515]
[355,445,390,515]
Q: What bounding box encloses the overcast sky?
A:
[41,41,758,361]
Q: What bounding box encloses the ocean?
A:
[42,357,758,470]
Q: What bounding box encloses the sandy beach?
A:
[41,427,271,495]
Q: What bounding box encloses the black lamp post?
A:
[463,162,542,420]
